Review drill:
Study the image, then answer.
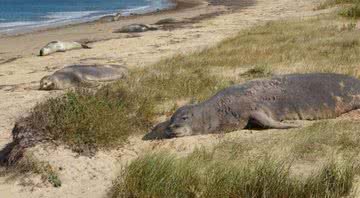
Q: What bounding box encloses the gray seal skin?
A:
[113,24,158,33]
[40,65,128,90]
[39,41,91,56]
[154,18,177,25]
[143,73,360,140]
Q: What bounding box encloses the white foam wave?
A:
[121,6,152,16]
[0,21,37,28]
[0,10,107,32]
[120,0,175,16]
[42,11,102,21]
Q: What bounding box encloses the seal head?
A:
[39,75,55,90]
[143,105,205,140]
[168,105,196,137]
[39,41,62,56]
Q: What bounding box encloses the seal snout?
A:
[142,120,174,140]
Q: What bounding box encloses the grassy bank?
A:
[110,119,360,197]
[15,12,360,153]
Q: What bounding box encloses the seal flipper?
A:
[249,111,300,129]
[81,44,92,49]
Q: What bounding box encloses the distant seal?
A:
[113,24,158,33]
[39,41,91,56]
[98,13,122,22]
[40,65,128,90]
[154,18,177,25]
[143,73,360,140]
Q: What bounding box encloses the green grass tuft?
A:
[340,3,360,18]
[110,152,356,198]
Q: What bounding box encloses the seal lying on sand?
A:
[113,24,157,33]
[154,18,178,25]
[39,41,91,56]
[98,13,122,22]
[143,73,360,140]
[40,65,128,90]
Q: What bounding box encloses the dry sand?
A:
[0,0,331,197]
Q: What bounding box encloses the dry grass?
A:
[318,0,360,19]
[0,152,61,187]
[317,0,360,9]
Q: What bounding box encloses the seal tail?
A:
[81,44,92,49]
[148,27,158,31]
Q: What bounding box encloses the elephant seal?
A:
[113,24,157,33]
[40,65,128,90]
[98,13,122,22]
[154,18,177,25]
[39,41,91,56]
[143,73,360,140]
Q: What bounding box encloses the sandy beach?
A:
[0,0,326,197]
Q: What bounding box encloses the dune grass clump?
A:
[110,151,356,198]
[25,85,155,154]
[340,3,360,18]
[318,0,360,9]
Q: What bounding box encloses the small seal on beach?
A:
[154,18,178,25]
[98,13,122,22]
[113,24,158,33]
[143,73,360,140]
[40,64,128,90]
[39,41,91,56]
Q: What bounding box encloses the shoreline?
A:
[0,0,200,38]
[0,0,228,60]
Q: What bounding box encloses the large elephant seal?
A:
[143,73,360,140]
[40,64,128,90]
[39,41,91,56]
[113,24,157,33]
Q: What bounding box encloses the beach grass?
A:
[318,0,360,19]
[110,118,360,197]
[110,150,356,198]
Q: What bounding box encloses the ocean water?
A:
[0,0,174,33]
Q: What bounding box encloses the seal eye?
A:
[181,116,189,121]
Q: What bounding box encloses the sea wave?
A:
[42,11,105,21]
[0,21,37,28]
[0,10,109,32]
